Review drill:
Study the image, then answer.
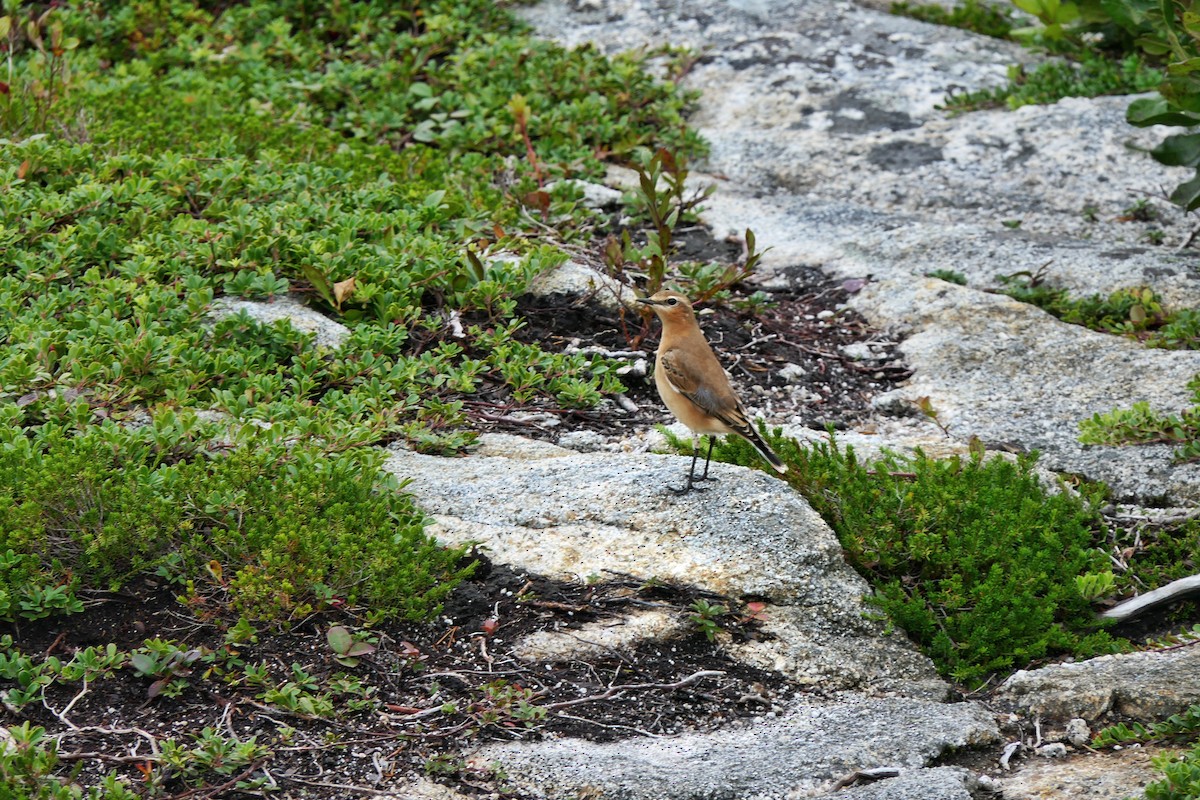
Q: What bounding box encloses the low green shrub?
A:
[683,430,1122,685]
[1094,703,1200,800]
[0,415,473,625]
[0,722,138,800]
[1144,746,1200,800]
[1094,703,1200,747]
[1079,395,1200,462]
[995,275,1167,336]
[890,0,1017,38]
[1,0,703,458]
[943,51,1162,111]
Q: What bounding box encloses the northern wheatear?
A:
[638,290,787,493]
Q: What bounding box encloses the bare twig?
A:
[831,766,901,791]
[56,750,156,764]
[553,711,665,738]
[47,678,89,728]
[543,669,723,711]
[1000,741,1021,771]
[1177,222,1200,252]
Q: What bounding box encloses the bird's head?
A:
[636,290,694,322]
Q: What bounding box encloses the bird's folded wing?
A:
[660,348,743,423]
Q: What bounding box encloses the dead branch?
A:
[1101,574,1200,622]
[543,669,724,711]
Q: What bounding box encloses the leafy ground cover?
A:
[4,0,1200,796]
[1,0,711,632]
[2,560,801,798]
[2,245,910,796]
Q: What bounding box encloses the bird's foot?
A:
[669,482,707,496]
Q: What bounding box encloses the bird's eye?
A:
[666,297,679,306]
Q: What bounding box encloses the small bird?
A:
[637,290,787,494]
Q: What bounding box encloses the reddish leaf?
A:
[522,190,550,212]
[345,641,376,657]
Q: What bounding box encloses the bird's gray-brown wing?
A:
[661,347,787,473]
[659,347,742,422]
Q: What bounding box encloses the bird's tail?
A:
[738,422,788,474]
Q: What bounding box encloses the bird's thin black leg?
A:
[698,436,716,482]
[671,437,706,494]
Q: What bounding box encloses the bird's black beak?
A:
[635,297,656,306]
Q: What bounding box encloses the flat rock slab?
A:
[385,441,945,696]
[208,295,350,349]
[837,767,979,800]
[524,0,1200,305]
[386,446,842,600]
[469,695,998,800]
[998,746,1177,800]
[993,645,1200,722]
[852,278,1200,503]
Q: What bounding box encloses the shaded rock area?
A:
[384,442,947,700]
[994,647,1200,721]
[469,697,998,800]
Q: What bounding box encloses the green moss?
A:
[925,269,967,285]
[996,275,1171,337]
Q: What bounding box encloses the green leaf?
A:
[1167,56,1200,75]
[1169,171,1200,211]
[1185,11,1200,40]
[1056,2,1080,24]
[299,263,336,309]
[345,641,376,657]
[1151,132,1200,166]
[1127,96,1200,126]
[1099,0,1156,31]
[326,625,353,655]
[130,653,158,676]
